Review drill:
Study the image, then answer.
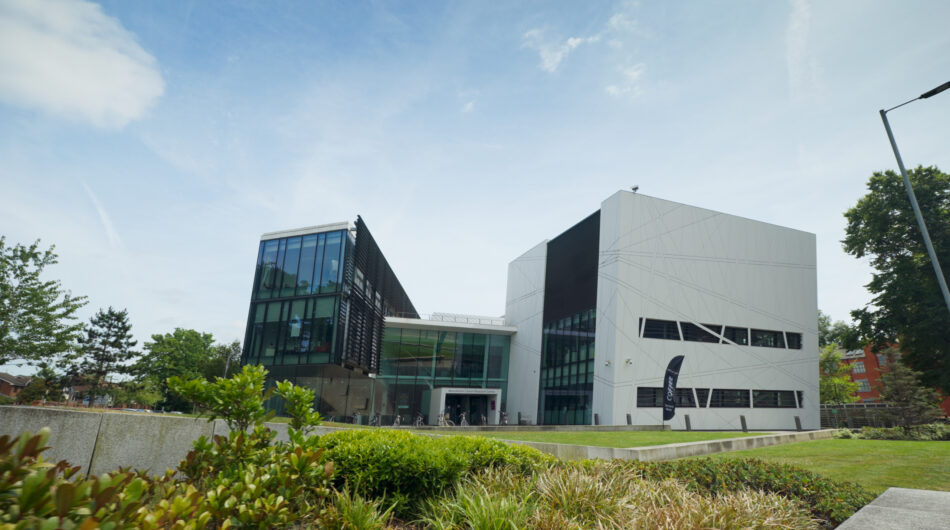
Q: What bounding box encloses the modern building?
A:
[242,191,820,430]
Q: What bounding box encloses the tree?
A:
[843,166,950,393]
[879,354,943,430]
[109,379,162,408]
[74,307,138,407]
[818,310,854,348]
[0,238,87,367]
[201,340,242,381]
[15,365,65,404]
[134,328,216,411]
[819,345,859,404]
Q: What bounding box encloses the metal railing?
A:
[389,312,507,326]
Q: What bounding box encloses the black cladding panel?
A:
[543,211,600,325]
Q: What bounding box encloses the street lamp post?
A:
[879,80,950,316]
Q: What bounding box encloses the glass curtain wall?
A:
[243,230,347,365]
[377,328,510,424]
[539,309,595,425]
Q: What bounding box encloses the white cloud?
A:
[785,0,817,101]
[605,63,645,97]
[0,0,164,128]
[522,28,600,73]
[80,180,121,248]
[461,100,475,113]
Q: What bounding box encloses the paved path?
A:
[839,487,950,529]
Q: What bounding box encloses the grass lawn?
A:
[708,438,950,495]
[446,430,767,448]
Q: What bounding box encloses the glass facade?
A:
[244,229,348,366]
[377,327,510,425]
[539,309,595,425]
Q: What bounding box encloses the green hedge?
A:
[614,457,875,527]
[857,424,950,441]
[316,430,553,515]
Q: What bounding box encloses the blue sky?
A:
[2,0,949,374]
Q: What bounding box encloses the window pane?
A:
[751,329,786,348]
[785,332,802,350]
[310,233,326,294]
[320,231,343,293]
[296,235,318,295]
[695,388,710,407]
[281,237,302,297]
[709,389,750,408]
[636,387,662,407]
[723,326,749,345]
[642,319,680,340]
[313,296,335,318]
[753,390,796,408]
[435,332,456,378]
[681,323,721,343]
[258,240,279,299]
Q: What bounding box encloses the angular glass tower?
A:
[242,216,417,378]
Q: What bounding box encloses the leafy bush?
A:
[316,430,553,516]
[859,424,950,441]
[168,364,273,432]
[0,393,14,405]
[612,457,874,526]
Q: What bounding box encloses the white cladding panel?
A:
[593,192,819,430]
[504,241,547,424]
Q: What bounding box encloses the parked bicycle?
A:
[412,411,425,427]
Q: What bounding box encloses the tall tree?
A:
[134,328,216,411]
[819,345,859,404]
[75,307,138,407]
[843,166,950,393]
[202,340,243,381]
[878,354,942,430]
[0,238,87,366]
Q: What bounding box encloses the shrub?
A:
[168,364,273,433]
[420,465,816,530]
[612,457,874,526]
[0,393,14,405]
[859,424,950,441]
[316,431,553,516]
[323,487,396,529]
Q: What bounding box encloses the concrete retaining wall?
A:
[501,429,835,461]
[0,406,340,475]
[1,406,833,475]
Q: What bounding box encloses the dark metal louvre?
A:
[341,216,418,373]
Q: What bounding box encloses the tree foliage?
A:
[135,328,216,411]
[818,310,854,348]
[201,340,242,381]
[74,307,138,407]
[0,238,86,367]
[168,364,274,432]
[843,166,950,393]
[819,346,859,404]
[14,366,64,404]
[878,353,943,429]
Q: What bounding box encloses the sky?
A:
[2,0,949,375]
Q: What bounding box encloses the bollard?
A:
[739,415,748,432]
[684,414,692,431]
[794,416,802,432]
[517,412,522,425]
[626,413,632,425]
[594,413,600,425]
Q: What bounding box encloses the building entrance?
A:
[429,387,502,426]
[444,394,490,425]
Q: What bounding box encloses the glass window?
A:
[636,387,663,407]
[723,326,748,345]
[296,235,318,295]
[680,323,721,343]
[855,379,871,392]
[285,299,306,351]
[486,335,509,379]
[281,237,302,297]
[752,390,796,408]
[257,239,279,299]
[273,238,286,294]
[675,388,696,407]
[785,332,802,350]
[852,361,866,374]
[709,389,750,408]
[435,331,456,378]
[876,354,886,366]
[796,390,804,408]
[320,231,343,293]
[642,319,680,340]
[695,388,710,407]
[751,329,785,348]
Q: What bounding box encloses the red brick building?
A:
[0,372,31,398]
[840,346,950,417]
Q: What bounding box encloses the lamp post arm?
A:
[879,109,950,315]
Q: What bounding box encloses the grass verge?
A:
[447,430,768,448]
[708,438,950,494]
